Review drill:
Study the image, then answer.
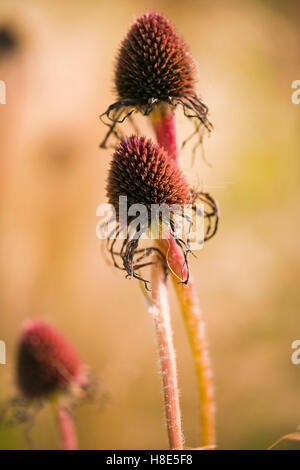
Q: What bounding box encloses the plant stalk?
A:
[151,104,177,161]
[151,104,216,447]
[52,397,78,450]
[150,255,184,450]
[159,237,216,447]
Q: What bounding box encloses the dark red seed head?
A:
[106,135,190,213]
[17,320,84,399]
[115,12,195,104]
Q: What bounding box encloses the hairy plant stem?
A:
[51,396,78,450]
[151,103,216,448]
[159,237,215,447]
[151,104,177,161]
[149,255,184,450]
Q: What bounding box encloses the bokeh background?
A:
[0,0,299,450]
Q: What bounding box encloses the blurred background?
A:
[0,0,299,450]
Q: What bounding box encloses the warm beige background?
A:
[0,0,299,450]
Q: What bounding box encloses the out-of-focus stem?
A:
[52,398,78,450]
[150,255,184,450]
[151,104,216,447]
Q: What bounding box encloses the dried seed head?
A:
[104,136,219,288]
[115,12,195,104]
[17,320,85,399]
[100,12,211,150]
[106,135,190,212]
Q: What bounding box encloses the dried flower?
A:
[103,135,218,288]
[0,321,97,449]
[115,12,194,106]
[17,320,86,399]
[107,135,190,211]
[100,12,212,149]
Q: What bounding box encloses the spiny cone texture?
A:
[17,320,83,399]
[107,135,190,212]
[115,12,195,103]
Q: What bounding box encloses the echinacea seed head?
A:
[100,12,212,150]
[106,135,190,214]
[17,320,85,399]
[115,12,195,105]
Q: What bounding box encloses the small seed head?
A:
[106,135,190,213]
[115,12,195,104]
[17,320,84,399]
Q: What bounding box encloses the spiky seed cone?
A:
[17,320,84,399]
[106,135,190,213]
[115,12,195,104]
